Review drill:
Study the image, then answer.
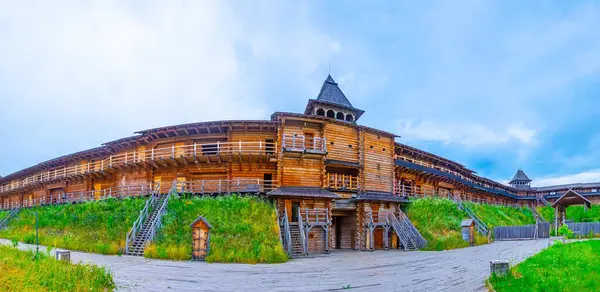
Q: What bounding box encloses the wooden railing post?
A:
[193,143,197,156]
[305,207,309,223]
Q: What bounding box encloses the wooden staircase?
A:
[451,195,489,236]
[386,211,427,250]
[289,223,306,257]
[529,205,546,223]
[537,194,550,206]
[125,182,172,256]
[0,208,20,230]
[126,195,168,256]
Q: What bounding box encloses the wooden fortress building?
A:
[1,75,599,255]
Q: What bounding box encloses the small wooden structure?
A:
[551,189,592,235]
[55,250,71,263]
[461,219,475,245]
[190,216,212,261]
[490,260,509,276]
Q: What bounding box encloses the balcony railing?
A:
[326,173,359,192]
[0,141,276,194]
[175,179,278,195]
[1,183,156,210]
[281,134,326,153]
[298,208,330,225]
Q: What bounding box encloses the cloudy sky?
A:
[1,0,600,186]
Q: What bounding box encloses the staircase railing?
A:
[529,205,546,223]
[125,182,160,254]
[398,210,427,248]
[297,210,308,256]
[386,211,412,250]
[452,194,489,235]
[0,208,20,230]
[279,208,292,255]
[537,194,550,206]
[146,183,175,244]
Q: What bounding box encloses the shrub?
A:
[557,224,574,239]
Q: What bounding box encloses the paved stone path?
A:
[1,238,552,291]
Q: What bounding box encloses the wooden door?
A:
[94,183,102,200]
[374,229,383,249]
[192,227,209,260]
[285,199,292,222]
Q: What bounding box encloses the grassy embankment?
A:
[489,240,600,292]
[0,245,114,291]
[464,202,535,227]
[0,210,8,221]
[0,197,145,255]
[145,195,288,263]
[406,198,535,251]
[539,205,600,223]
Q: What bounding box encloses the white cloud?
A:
[0,0,338,174]
[397,120,537,147]
[533,169,600,187]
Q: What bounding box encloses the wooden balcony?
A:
[326,173,359,192]
[175,179,278,195]
[299,208,330,226]
[1,183,156,210]
[0,141,276,194]
[281,134,326,156]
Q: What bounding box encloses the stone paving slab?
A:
[0,238,553,291]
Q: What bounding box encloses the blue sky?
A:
[1,0,600,186]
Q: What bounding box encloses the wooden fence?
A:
[566,222,600,237]
[494,223,550,241]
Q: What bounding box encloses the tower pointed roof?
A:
[316,75,354,108]
[509,169,531,184]
[304,74,365,122]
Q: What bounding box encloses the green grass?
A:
[465,202,535,227]
[0,245,114,291]
[0,210,8,221]
[0,197,146,255]
[145,195,288,263]
[406,198,537,251]
[406,198,487,250]
[539,205,600,223]
[489,240,600,292]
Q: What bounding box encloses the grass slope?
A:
[489,240,600,292]
[465,203,535,227]
[0,210,8,221]
[145,195,288,263]
[539,205,600,223]
[406,198,486,250]
[0,245,114,291]
[0,197,146,255]
[406,198,536,250]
